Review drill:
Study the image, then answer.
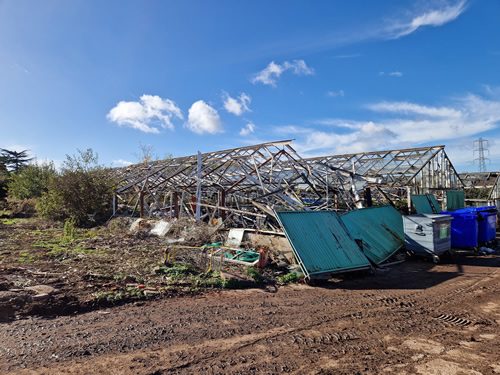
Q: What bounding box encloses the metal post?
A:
[169,192,173,219]
[196,151,201,222]
[365,187,373,207]
[179,191,185,219]
[325,170,329,207]
[220,189,226,220]
[140,192,144,218]
[173,192,179,219]
[441,150,445,188]
[407,186,411,214]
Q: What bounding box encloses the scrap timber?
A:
[112,141,463,227]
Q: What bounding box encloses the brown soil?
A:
[1,218,499,374]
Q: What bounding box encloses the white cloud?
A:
[327,90,345,98]
[379,71,403,77]
[112,159,133,166]
[107,95,183,134]
[283,60,315,75]
[294,92,500,158]
[315,118,363,130]
[251,60,315,87]
[297,122,398,155]
[251,62,283,86]
[331,54,361,59]
[223,92,251,116]
[368,101,462,118]
[241,2,467,60]
[387,0,467,39]
[273,125,314,135]
[239,122,256,136]
[185,100,223,135]
[483,85,500,96]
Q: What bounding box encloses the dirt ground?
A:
[1,218,500,374]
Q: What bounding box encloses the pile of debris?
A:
[128,204,409,282]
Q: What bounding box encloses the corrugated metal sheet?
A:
[428,194,442,213]
[341,205,404,264]
[446,190,465,211]
[275,211,371,279]
[411,194,435,214]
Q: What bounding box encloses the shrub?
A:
[278,272,299,284]
[8,161,56,199]
[0,169,8,200]
[38,149,115,227]
[245,266,263,283]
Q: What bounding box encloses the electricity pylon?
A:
[473,138,489,172]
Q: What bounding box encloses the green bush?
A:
[8,161,56,199]
[37,149,115,227]
[0,169,9,200]
[37,185,66,221]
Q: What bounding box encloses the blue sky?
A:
[1,0,499,172]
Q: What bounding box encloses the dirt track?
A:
[1,253,499,374]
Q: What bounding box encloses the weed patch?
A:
[222,279,252,289]
[93,291,125,302]
[245,266,263,283]
[18,252,36,262]
[1,218,18,225]
[278,272,299,284]
[194,272,224,288]
[154,263,198,279]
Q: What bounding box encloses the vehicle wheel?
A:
[432,254,440,264]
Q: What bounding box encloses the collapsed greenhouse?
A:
[112,140,463,228]
[460,172,500,207]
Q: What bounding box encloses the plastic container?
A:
[403,214,452,262]
[440,209,478,248]
[471,206,497,243]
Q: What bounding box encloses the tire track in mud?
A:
[1,260,499,374]
[164,264,498,374]
[143,269,499,374]
[434,313,473,326]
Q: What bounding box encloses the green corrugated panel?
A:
[275,211,371,279]
[446,190,465,211]
[411,194,434,214]
[341,205,404,264]
[428,194,442,213]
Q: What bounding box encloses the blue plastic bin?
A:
[440,209,478,248]
[471,206,497,243]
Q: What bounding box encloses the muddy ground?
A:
[1,218,499,374]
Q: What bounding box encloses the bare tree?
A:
[132,143,172,163]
